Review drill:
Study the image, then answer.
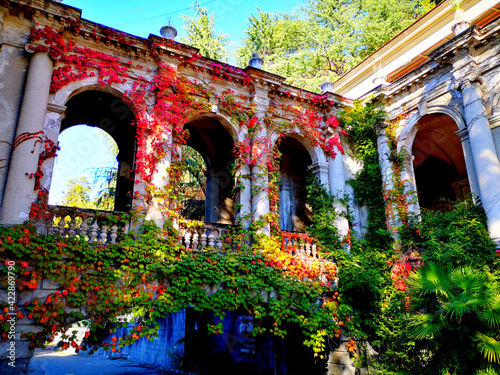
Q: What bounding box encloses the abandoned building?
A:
[1,0,500,374]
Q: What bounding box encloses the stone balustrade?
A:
[178,221,233,251]
[31,205,129,244]
[281,231,320,259]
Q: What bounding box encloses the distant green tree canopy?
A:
[235,0,437,92]
[181,1,231,62]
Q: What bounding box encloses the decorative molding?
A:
[417,101,428,116]
[455,127,469,141]
[489,113,500,129]
[308,162,329,176]
[47,103,67,115]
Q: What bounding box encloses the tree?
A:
[180,145,206,221]
[237,0,436,92]
[180,1,230,62]
[61,177,94,209]
[408,263,500,373]
[86,130,118,211]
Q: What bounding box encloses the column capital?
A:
[455,127,469,141]
[453,65,482,91]
[377,122,390,131]
[25,43,61,61]
[47,103,67,115]
[308,161,329,176]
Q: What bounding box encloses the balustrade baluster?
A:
[110,225,118,243]
[68,216,76,238]
[312,244,317,259]
[100,225,108,244]
[208,231,215,248]
[90,221,99,243]
[184,231,192,249]
[79,217,88,239]
[201,232,207,250]
[192,231,199,250]
[58,215,66,237]
[306,241,311,257]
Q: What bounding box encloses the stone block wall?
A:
[94,310,186,370]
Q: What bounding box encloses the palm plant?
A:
[408,263,500,373]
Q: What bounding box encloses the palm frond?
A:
[408,263,453,298]
[479,297,500,329]
[475,332,500,364]
[409,312,447,340]
[446,298,483,320]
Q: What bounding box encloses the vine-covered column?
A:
[145,130,174,226]
[236,162,252,228]
[250,87,270,234]
[251,127,270,234]
[377,123,400,234]
[326,156,350,241]
[0,48,54,225]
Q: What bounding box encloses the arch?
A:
[278,136,314,232]
[186,112,241,144]
[408,110,470,209]
[50,126,119,211]
[53,89,137,212]
[269,131,327,166]
[182,116,236,224]
[399,104,466,151]
[50,79,134,113]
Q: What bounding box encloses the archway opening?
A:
[50,90,136,212]
[412,113,470,210]
[278,137,313,232]
[183,118,235,224]
[180,145,207,221]
[50,125,118,210]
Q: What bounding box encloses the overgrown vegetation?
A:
[302,101,500,374]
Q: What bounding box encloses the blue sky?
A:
[49,126,118,205]
[63,0,306,47]
[52,1,306,205]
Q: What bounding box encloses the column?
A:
[38,104,66,195]
[377,125,400,231]
[0,50,54,224]
[250,89,270,234]
[328,154,350,240]
[205,169,220,223]
[279,178,293,231]
[455,127,481,201]
[236,163,252,228]
[145,132,173,227]
[308,161,329,189]
[460,78,500,245]
[401,154,419,217]
[251,156,270,235]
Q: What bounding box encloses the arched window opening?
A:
[412,113,470,210]
[180,145,207,221]
[50,90,136,212]
[183,118,235,224]
[279,137,313,232]
[49,125,118,211]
